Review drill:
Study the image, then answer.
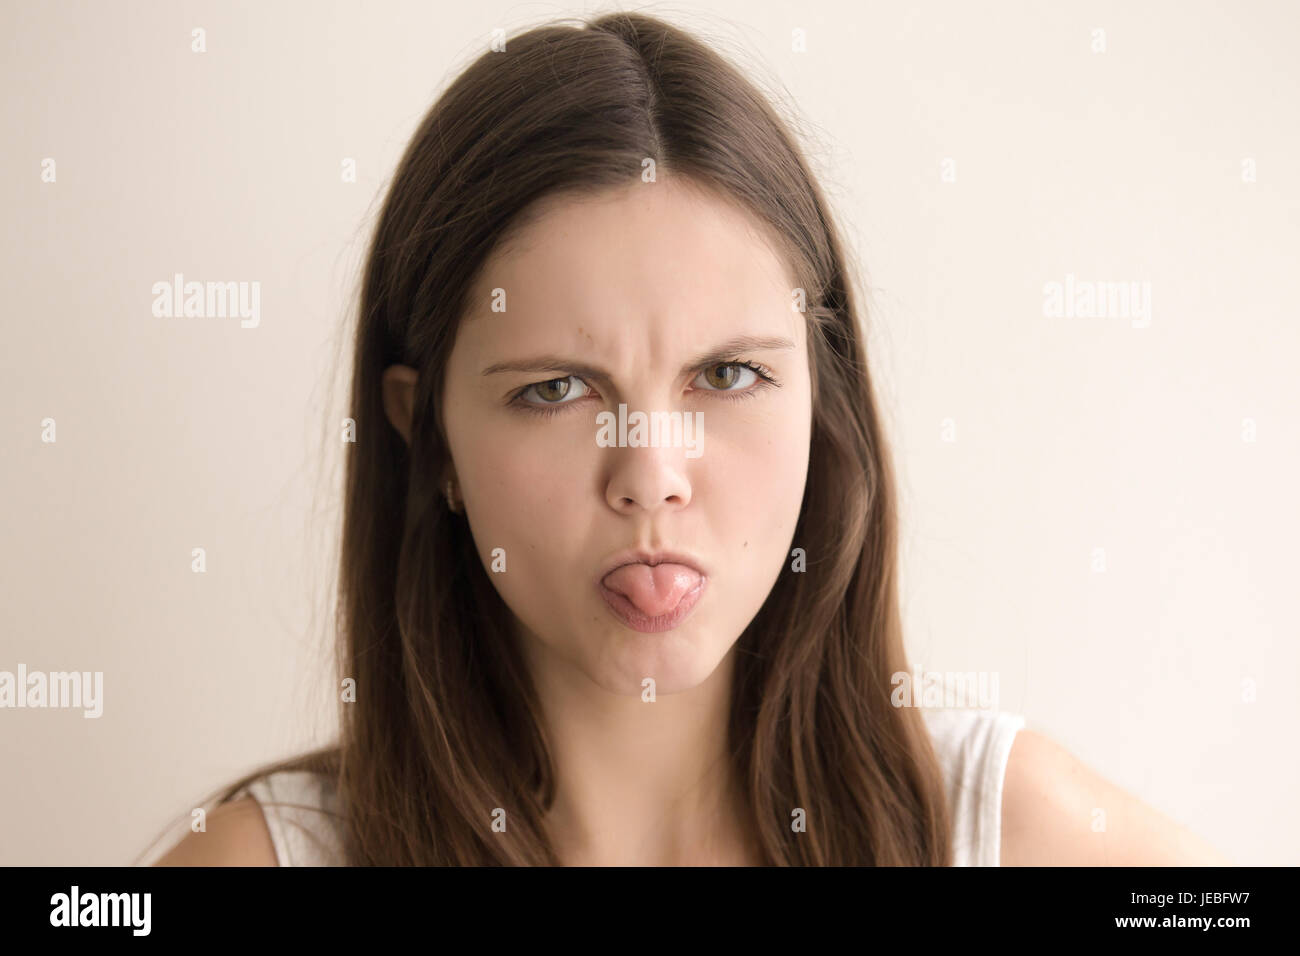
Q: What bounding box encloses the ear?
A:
[381,365,419,445]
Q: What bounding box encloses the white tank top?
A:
[239,707,1025,866]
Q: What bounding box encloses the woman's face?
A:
[423,178,811,695]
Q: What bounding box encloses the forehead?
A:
[458,179,803,358]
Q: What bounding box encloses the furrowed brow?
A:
[480,334,794,382]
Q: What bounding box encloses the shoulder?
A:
[240,770,345,866]
[152,796,278,866]
[1000,728,1232,865]
[919,707,1026,865]
[154,769,343,867]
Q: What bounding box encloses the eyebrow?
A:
[480,334,796,382]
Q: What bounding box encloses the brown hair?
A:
[148,10,951,866]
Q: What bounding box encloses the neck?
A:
[521,637,757,865]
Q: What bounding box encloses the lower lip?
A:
[598,574,707,633]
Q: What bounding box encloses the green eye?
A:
[697,363,752,390]
[510,360,779,419]
[695,360,780,393]
[534,378,574,402]
[519,376,590,408]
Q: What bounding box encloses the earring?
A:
[444,479,461,514]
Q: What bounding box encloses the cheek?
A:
[746,408,811,585]
[728,440,807,572]
[460,440,591,591]
[732,394,811,512]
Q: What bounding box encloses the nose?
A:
[604,441,693,514]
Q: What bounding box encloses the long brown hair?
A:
[151,10,951,866]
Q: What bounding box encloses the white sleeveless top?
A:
[239,707,1025,866]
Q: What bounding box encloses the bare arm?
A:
[152,796,279,866]
[1001,729,1233,866]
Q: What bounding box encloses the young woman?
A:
[150,11,1229,866]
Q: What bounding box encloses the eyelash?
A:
[509,360,780,419]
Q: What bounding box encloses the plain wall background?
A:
[2,0,1295,865]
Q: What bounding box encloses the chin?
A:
[584,623,733,697]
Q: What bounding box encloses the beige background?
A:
[1,0,1295,865]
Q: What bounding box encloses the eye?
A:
[515,376,592,411]
[509,360,779,419]
[694,361,765,392]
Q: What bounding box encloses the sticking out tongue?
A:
[602,563,702,618]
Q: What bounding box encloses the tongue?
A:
[602,563,702,618]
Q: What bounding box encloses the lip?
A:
[595,547,710,633]
[596,548,709,582]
